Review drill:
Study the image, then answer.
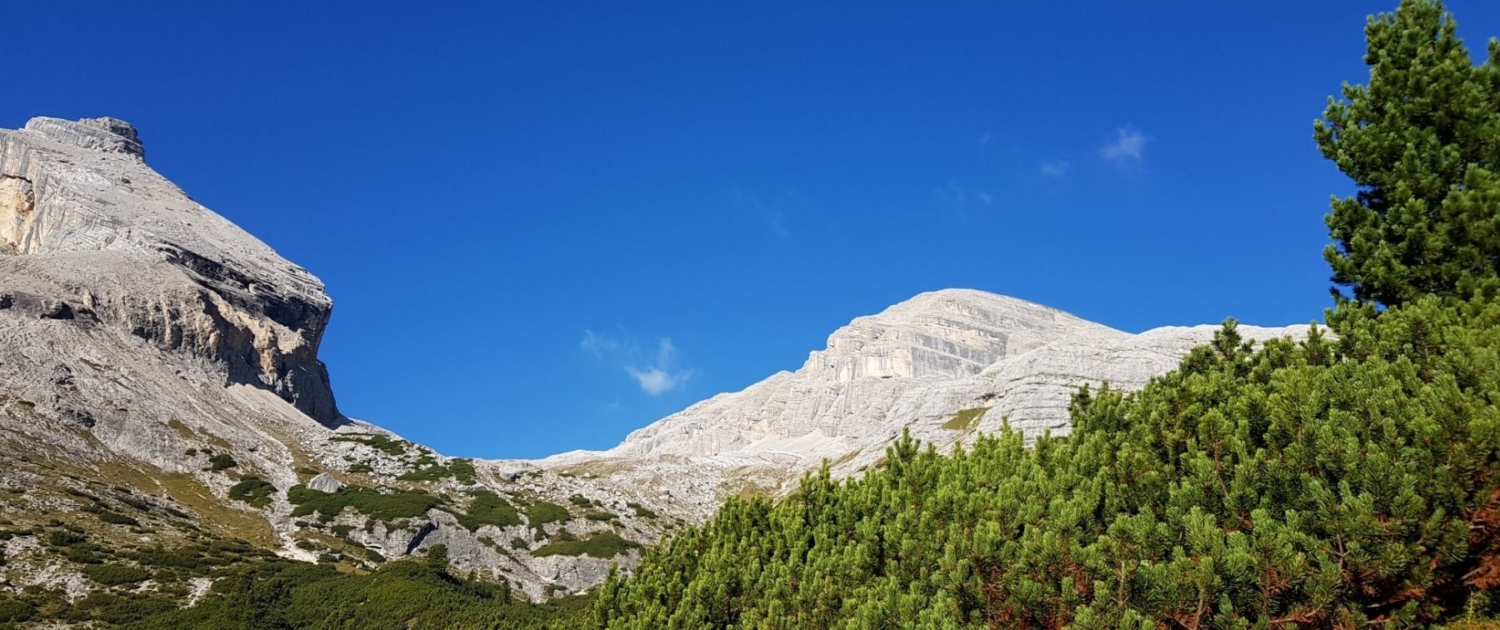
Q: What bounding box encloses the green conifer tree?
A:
[1315,0,1500,306]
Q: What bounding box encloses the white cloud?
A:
[626,367,685,395]
[1039,160,1071,178]
[1099,127,1149,165]
[581,331,693,396]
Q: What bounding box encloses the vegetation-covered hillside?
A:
[593,1,1500,628]
[596,298,1500,628]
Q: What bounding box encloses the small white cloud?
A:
[1039,160,1071,178]
[627,367,688,395]
[580,332,693,396]
[1099,127,1149,165]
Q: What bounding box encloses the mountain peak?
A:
[23,116,145,160]
[813,288,1121,382]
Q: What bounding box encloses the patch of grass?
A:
[456,491,521,531]
[567,495,592,507]
[227,477,276,509]
[287,484,440,523]
[348,462,374,473]
[584,511,616,521]
[532,532,639,558]
[139,468,278,548]
[626,502,657,519]
[524,501,570,528]
[83,563,152,585]
[941,407,989,431]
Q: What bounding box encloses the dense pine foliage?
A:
[123,556,591,630]
[595,300,1500,628]
[1316,0,1500,306]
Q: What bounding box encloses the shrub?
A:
[330,434,407,456]
[0,598,33,623]
[398,458,478,484]
[524,501,570,529]
[83,563,152,586]
[287,484,439,523]
[46,530,86,547]
[533,532,638,559]
[456,491,521,531]
[226,477,276,509]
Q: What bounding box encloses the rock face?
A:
[601,291,1122,462]
[0,116,661,603]
[306,473,344,494]
[0,116,337,424]
[538,290,1310,517]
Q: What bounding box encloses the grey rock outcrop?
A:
[306,473,344,493]
[0,116,338,423]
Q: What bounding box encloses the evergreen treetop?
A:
[1315,0,1500,306]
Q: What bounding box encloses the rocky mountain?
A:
[536,290,1308,518]
[0,117,662,602]
[0,116,1309,609]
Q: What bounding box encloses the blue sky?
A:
[6,2,1498,458]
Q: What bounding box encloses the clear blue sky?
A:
[6,2,1497,458]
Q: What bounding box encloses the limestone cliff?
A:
[537,290,1309,517]
[0,116,338,424]
[0,117,655,602]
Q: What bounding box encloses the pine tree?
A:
[1314,0,1500,306]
